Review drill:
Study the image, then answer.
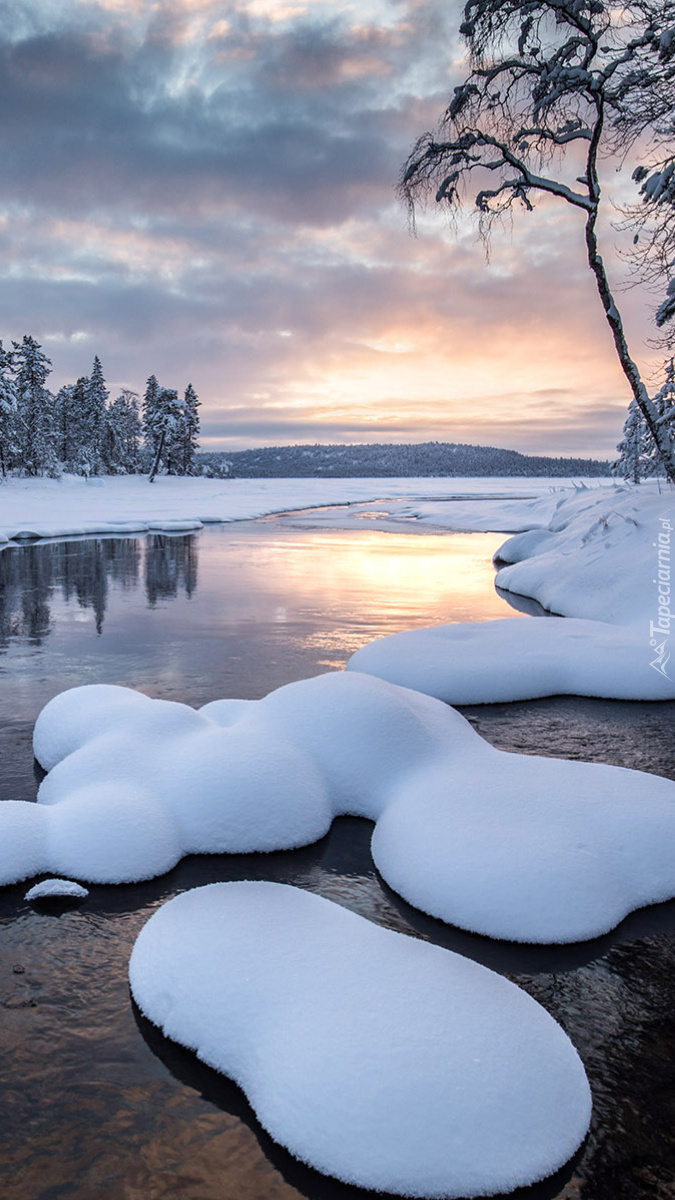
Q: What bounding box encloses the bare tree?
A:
[400,0,675,482]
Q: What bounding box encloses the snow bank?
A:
[348,485,675,703]
[0,474,607,543]
[129,881,591,1198]
[25,878,88,901]
[0,673,672,942]
[347,617,675,702]
[494,485,675,628]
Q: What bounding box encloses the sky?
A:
[0,0,666,459]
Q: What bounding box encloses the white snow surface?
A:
[348,485,675,703]
[0,672,671,942]
[494,484,674,628]
[25,878,88,900]
[0,474,608,543]
[129,880,592,1198]
[348,616,675,702]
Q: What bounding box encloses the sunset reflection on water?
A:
[198,525,524,671]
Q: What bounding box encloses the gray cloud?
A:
[0,2,454,225]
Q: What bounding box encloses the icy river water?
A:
[1,518,675,1200]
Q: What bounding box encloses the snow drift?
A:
[0,672,673,942]
[129,880,592,1198]
[347,616,675,702]
[494,486,675,628]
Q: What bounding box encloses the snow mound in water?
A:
[25,878,89,901]
[0,673,673,942]
[346,617,675,702]
[129,881,592,1198]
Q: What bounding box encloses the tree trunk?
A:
[585,208,675,484]
[149,430,165,484]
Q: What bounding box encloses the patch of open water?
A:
[1,522,674,1200]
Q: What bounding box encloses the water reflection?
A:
[144,534,198,608]
[0,527,519,658]
[0,534,202,646]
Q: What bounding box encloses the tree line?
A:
[0,334,203,480]
[222,441,611,478]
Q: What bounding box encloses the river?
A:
[1,521,674,1200]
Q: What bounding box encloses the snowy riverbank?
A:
[494,482,675,627]
[0,473,610,542]
[348,481,675,701]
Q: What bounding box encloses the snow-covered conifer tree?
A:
[0,341,18,478]
[83,356,109,474]
[613,359,675,481]
[148,387,183,481]
[142,374,162,464]
[107,389,142,473]
[613,400,646,482]
[54,385,74,470]
[67,376,93,476]
[180,382,200,474]
[12,335,57,476]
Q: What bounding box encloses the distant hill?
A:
[198,440,611,478]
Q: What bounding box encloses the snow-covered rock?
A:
[129,881,592,1198]
[347,617,675,702]
[0,673,672,942]
[25,878,89,901]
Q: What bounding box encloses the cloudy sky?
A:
[0,0,663,457]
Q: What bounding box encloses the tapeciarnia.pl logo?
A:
[650,515,672,679]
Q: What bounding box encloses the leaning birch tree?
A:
[400,0,675,482]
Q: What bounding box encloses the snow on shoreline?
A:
[0,474,611,543]
[348,616,675,701]
[130,881,592,1198]
[347,483,675,702]
[494,484,675,627]
[0,673,672,943]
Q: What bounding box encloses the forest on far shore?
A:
[199,440,611,479]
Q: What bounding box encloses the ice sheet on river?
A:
[130,881,591,1198]
[2,673,675,942]
[347,617,675,702]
